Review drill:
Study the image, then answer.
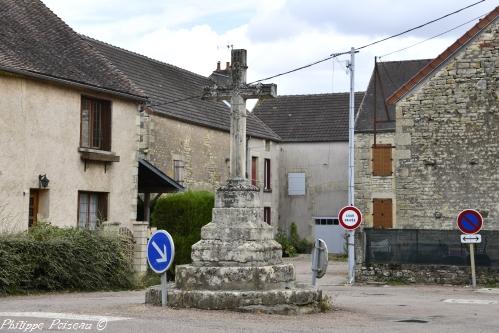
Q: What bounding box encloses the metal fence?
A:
[364,229,499,267]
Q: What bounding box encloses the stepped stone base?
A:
[175,264,295,290]
[145,284,321,314]
[145,179,324,314]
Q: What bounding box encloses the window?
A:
[264,159,271,191]
[251,156,258,186]
[372,144,392,176]
[264,207,271,225]
[78,192,108,230]
[265,140,271,152]
[314,218,339,225]
[373,198,393,229]
[288,172,305,195]
[173,160,185,185]
[81,96,111,151]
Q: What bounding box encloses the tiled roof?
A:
[0,0,145,100]
[387,6,499,104]
[87,37,280,141]
[253,92,364,142]
[356,59,432,133]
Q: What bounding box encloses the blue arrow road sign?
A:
[147,230,175,274]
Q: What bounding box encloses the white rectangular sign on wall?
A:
[288,172,305,195]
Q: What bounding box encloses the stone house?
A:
[254,93,363,253]
[88,40,282,228]
[354,59,431,228]
[387,7,498,230]
[0,0,146,232]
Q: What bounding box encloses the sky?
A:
[43,0,497,98]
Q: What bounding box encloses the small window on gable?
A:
[80,96,111,151]
[173,160,185,185]
[264,207,271,225]
[251,156,258,186]
[264,159,271,191]
[372,144,392,176]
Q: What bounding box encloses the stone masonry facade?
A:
[395,19,498,230]
[144,113,230,191]
[355,132,396,227]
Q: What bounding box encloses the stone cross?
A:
[203,49,276,180]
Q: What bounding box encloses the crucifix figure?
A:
[203,49,276,181]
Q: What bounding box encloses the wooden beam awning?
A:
[138,159,184,193]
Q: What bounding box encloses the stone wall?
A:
[355,132,396,227]
[143,113,280,232]
[147,114,231,192]
[357,263,499,285]
[395,19,498,230]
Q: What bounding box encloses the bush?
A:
[275,223,313,257]
[151,191,214,279]
[0,223,135,295]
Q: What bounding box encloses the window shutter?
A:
[372,144,392,176]
[373,198,393,229]
[97,193,108,222]
[101,101,112,151]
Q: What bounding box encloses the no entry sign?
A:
[338,206,363,230]
[457,209,483,235]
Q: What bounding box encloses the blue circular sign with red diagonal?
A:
[457,209,483,234]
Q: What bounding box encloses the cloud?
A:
[42,0,496,96]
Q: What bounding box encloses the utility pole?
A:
[347,47,356,284]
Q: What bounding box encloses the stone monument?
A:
[146,49,322,314]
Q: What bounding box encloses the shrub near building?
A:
[151,191,214,279]
[0,223,135,295]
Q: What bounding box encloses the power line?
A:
[144,1,488,108]
[378,13,486,59]
[249,0,486,84]
[355,0,486,50]
[247,52,350,84]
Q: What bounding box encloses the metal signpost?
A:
[457,209,483,289]
[338,205,362,284]
[311,239,328,287]
[147,230,175,306]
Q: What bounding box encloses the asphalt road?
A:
[1,255,498,333]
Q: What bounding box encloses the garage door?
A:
[313,217,346,254]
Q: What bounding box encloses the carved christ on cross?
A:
[202,49,276,181]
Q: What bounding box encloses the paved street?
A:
[1,256,498,333]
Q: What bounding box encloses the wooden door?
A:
[29,190,39,228]
[373,198,393,229]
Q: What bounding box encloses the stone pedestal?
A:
[146,179,322,314]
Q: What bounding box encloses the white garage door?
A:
[313,217,346,254]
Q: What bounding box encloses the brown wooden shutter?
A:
[101,101,112,151]
[373,198,393,229]
[98,193,108,222]
[372,144,392,176]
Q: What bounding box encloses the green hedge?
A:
[151,191,214,279]
[0,223,135,295]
